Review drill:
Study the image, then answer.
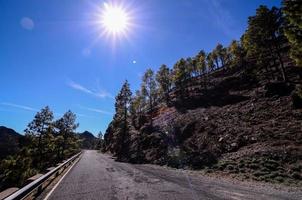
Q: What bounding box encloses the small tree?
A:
[185,57,195,78]
[172,58,191,101]
[97,131,103,149]
[195,50,207,76]
[206,53,215,72]
[228,40,245,67]
[156,64,172,104]
[214,43,228,67]
[211,49,220,69]
[142,69,158,115]
[195,50,208,89]
[55,111,79,159]
[25,106,54,169]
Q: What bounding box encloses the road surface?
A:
[47,150,301,200]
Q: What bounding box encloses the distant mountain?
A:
[0,126,24,159]
[78,131,98,150]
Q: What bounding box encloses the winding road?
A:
[46,150,301,200]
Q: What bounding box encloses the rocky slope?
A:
[103,65,302,186]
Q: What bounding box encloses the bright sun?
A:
[101,3,129,35]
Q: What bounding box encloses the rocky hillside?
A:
[0,126,24,159]
[103,63,302,186]
[103,3,302,186]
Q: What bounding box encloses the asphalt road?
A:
[47,150,302,200]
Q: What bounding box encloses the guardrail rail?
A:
[4,152,82,200]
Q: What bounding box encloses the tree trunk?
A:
[215,60,219,69]
[38,134,42,168]
[264,64,274,81]
[276,50,287,82]
[221,58,225,68]
[149,96,153,126]
[61,133,67,159]
[272,36,288,82]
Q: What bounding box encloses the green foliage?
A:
[130,90,145,116]
[96,131,104,149]
[243,5,288,81]
[0,107,80,191]
[172,58,191,99]
[142,69,158,113]
[213,43,228,67]
[228,40,245,67]
[115,80,132,121]
[0,152,37,189]
[156,65,172,104]
[24,106,54,169]
[55,111,79,158]
[206,53,215,71]
[112,81,132,157]
[195,50,207,75]
[282,0,302,67]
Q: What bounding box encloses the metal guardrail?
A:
[5,152,82,200]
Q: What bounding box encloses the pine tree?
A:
[211,49,220,69]
[142,69,158,114]
[156,64,172,104]
[55,111,79,159]
[282,0,302,68]
[195,50,207,75]
[195,50,208,89]
[97,131,103,149]
[206,53,215,72]
[243,5,288,81]
[130,90,145,116]
[214,43,228,67]
[24,106,54,169]
[185,57,195,78]
[172,58,191,100]
[114,81,132,158]
[228,40,245,67]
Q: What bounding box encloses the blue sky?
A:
[0,0,281,135]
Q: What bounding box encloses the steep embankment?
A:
[104,65,302,186]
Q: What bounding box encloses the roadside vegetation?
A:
[0,107,80,191]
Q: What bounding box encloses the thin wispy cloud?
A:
[75,113,98,119]
[67,80,113,99]
[79,105,113,115]
[206,0,238,38]
[0,102,38,112]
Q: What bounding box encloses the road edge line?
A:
[43,154,82,200]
